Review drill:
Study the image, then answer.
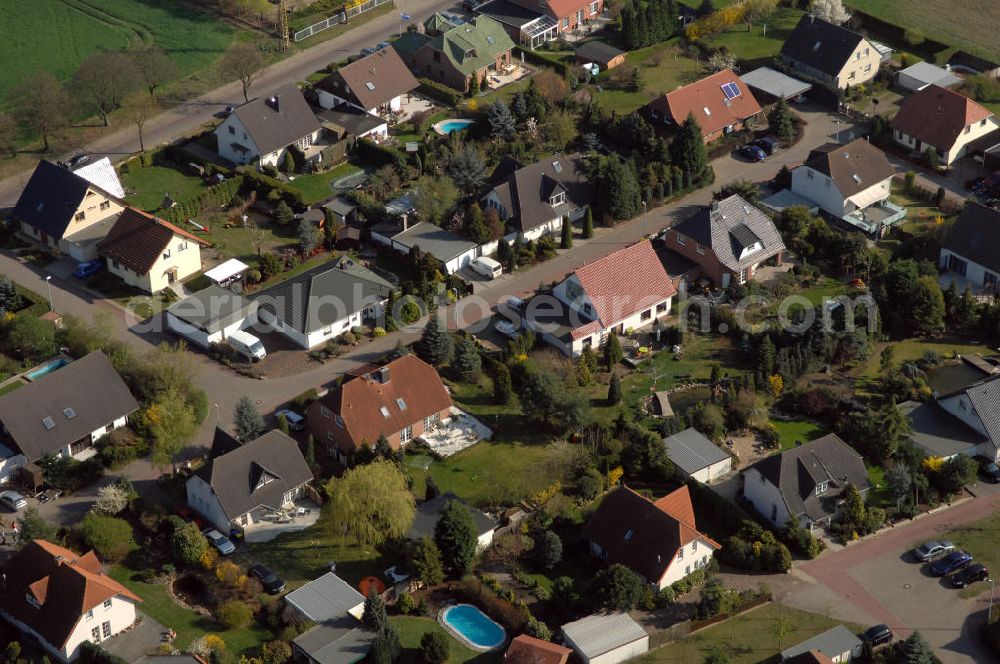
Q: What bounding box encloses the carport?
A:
[740,67,812,105]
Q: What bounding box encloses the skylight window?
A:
[486,35,495,44]
[552,160,562,173]
[380,406,391,418]
[813,40,822,50]
[365,81,376,91]
[396,398,407,411]
[624,529,633,541]
[721,82,741,100]
[852,174,862,184]
[42,417,55,430]
[703,106,712,116]
[63,408,76,420]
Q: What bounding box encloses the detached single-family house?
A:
[215,83,323,169]
[307,355,453,463]
[663,195,785,288]
[476,0,603,48]
[12,160,125,262]
[70,157,126,199]
[316,47,419,118]
[664,428,732,483]
[742,434,870,530]
[900,374,1000,461]
[370,220,479,274]
[407,492,497,549]
[896,62,962,92]
[0,540,142,662]
[186,428,313,537]
[645,69,762,143]
[573,41,625,70]
[166,286,260,350]
[583,486,719,589]
[780,625,864,663]
[0,351,138,465]
[482,154,591,242]
[939,202,1000,292]
[779,15,880,90]
[560,613,648,664]
[790,138,903,236]
[393,15,515,92]
[891,85,999,166]
[252,256,393,349]
[524,240,677,356]
[97,207,210,294]
[286,573,374,664]
[505,635,572,664]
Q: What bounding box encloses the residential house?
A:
[186,428,313,537]
[505,635,572,664]
[939,202,1000,292]
[482,154,591,242]
[663,428,733,483]
[891,84,999,166]
[306,355,453,463]
[779,15,880,90]
[574,41,626,70]
[166,286,260,350]
[214,83,323,169]
[97,207,210,294]
[316,47,419,119]
[476,0,603,48]
[896,62,962,92]
[645,69,762,143]
[70,157,126,199]
[0,540,142,662]
[12,160,125,262]
[900,374,1000,461]
[0,351,138,467]
[523,240,677,356]
[790,138,903,236]
[583,486,720,589]
[560,613,648,664]
[663,195,785,288]
[370,220,479,274]
[393,15,515,92]
[286,573,374,664]
[407,492,497,549]
[252,256,393,349]
[780,625,864,663]
[742,434,871,529]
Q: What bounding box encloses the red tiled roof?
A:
[505,635,572,664]
[648,69,762,137]
[572,240,676,329]
[98,207,209,275]
[891,84,994,152]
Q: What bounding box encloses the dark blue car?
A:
[73,259,103,279]
[929,550,972,576]
[740,145,766,162]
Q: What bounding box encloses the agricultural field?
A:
[0,0,235,105]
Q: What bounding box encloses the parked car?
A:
[980,459,1000,483]
[275,408,306,431]
[463,0,484,9]
[494,319,519,337]
[862,624,894,648]
[0,491,27,511]
[912,539,955,562]
[929,550,973,576]
[360,46,378,56]
[249,564,286,594]
[441,11,466,24]
[202,528,237,555]
[74,259,103,279]
[951,563,989,588]
[751,137,777,155]
[739,144,766,162]
[376,41,391,50]
[69,154,90,168]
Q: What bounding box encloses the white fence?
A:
[293,0,393,41]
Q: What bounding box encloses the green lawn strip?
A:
[858,337,991,378]
[635,603,863,664]
[108,564,272,654]
[701,6,804,62]
[771,418,825,451]
[391,616,490,664]
[123,166,209,212]
[592,41,704,115]
[797,278,851,307]
[0,381,25,397]
[865,463,892,509]
[478,78,532,106]
[203,218,300,265]
[946,511,1000,599]
[286,162,364,204]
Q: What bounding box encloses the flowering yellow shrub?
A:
[922,455,944,472]
[199,547,218,571]
[531,480,562,506]
[607,466,624,487]
[768,374,783,397]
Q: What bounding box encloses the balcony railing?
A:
[842,200,906,235]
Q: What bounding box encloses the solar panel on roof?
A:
[721,81,741,100]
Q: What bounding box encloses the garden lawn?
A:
[592,42,704,115]
[108,564,272,654]
[391,616,491,664]
[941,511,1000,599]
[699,6,803,63]
[202,217,299,265]
[859,337,991,378]
[123,166,208,212]
[771,418,825,451]
[865,463,893,509]
[286,162,363,204]
[634,603,863,664]
[797,278,851,307]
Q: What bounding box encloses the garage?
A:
[165,285,258,349]
[561,613,648,664]
[664,427,733,483]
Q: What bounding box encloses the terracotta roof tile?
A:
[98,207,209,275]
[891,84,994,153]
[572,240,676,328]
[649,69,762,137]
[505,635,572,664]
[317,47,418,111]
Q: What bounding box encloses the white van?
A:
[471,256,502,280]
[228,329,266,361]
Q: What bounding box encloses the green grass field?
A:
[287,162,363,204]
[700,6,804,62]
[0,0,235,105]
[392,617,490,664]
[771,418,825,450]
[122,165,209,211]
[592,41,704,115]
[941,511,1000,599]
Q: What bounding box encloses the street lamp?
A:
[44,276,53,312]
[989,578,997,624]
[641,200,647,216]
[835,120,842,143]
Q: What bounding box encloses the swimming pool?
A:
[26,358,71,380]
[439,604,506,651]
[434,119,474,135]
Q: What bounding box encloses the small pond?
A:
[667,386,712,414]
[926,362,990,393]
[173,574,210,609]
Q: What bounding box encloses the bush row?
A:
[417,78,463,106]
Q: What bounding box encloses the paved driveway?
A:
[101,612,168,663]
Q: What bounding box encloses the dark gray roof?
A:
[942,202,1000,274]
[317,106,387,138]
[673,195,786,272]
[251,257,392,335]
[285,572,365,622]
[899,400,986,458]
[293,617,375,664]
[663,428,731,475]
[407,492,497,540]
[324,197,359,217]
[780,15,865,78]
[166,285,258,335]
[13,160,119,239]
[487,154,590,234]
[780,625,862,661]
[749,434,870,522]
[386,221,477,262]
[232,84,323,156]
[937,373,1000,450]
[194,430,312,520]
[0,351,139,461]
[574,41,625,65]
[474,0,542,29]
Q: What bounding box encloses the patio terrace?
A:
[417,407,493,457]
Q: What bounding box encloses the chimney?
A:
[269,95,280,112]
[378,366,391,384]
[710,200,719,212]
[401,212,409,231]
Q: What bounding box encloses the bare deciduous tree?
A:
[130,45,179,99]
[221,42,266,102]
[0,113,17,159]
[12,73,70,153]
[74,51,139,126]
[122,91,159,153]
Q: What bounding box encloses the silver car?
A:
[0,491,27,511]
[912,539,955,562]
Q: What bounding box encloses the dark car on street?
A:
[951,563,989,588]
[249,564,286,594]
[739,144,766,162]
[751,137,777,155]
[980,459,1000,483]
[929,550,973,576]
[862,624,894,648]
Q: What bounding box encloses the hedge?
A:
[159,175,245,225]
[239,169,308,211]
[515,47,570,78]
[354,138,402,168]
[418,77,463,106]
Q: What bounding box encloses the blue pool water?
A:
[439,119,474,134]
[441,604,506,650]
[26,358,70,380]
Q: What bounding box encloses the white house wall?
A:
[791,167,850,216]
[215,114,261,165]
[657,538,716,588]
[89,416,128,445]
[62,596,138,661]
[939,248,999,289]
[742,466,793,527]
[576,638,650,664]
[476,529,495,550]
[895,117,999,165]
[687,457,732,483]
[186,474,233,532]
